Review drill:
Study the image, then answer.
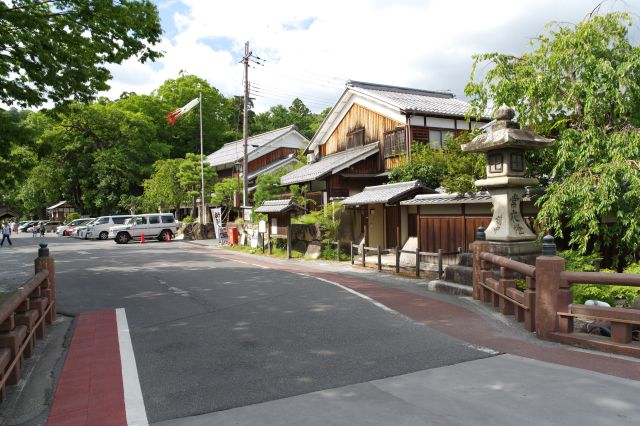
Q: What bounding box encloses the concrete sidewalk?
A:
[155,354,640,426]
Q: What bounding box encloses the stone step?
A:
[444,265,474,287]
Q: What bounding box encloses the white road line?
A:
[116,308,149,426]
[297,273,396,314]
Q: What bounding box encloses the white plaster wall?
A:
[426,117,456,129]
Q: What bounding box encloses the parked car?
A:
[19,221,39,232]
[72,218,98,239]
[85,215,133,240]
[57,219,87,236]
[60,218,95,236]
[109,213,177,244]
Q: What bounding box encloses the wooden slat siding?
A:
[464,216,492,251]
[247,147,299,173]
[347,154,381,174]
[385,155,407,171]
[419,216,466,253]
[325,104,402,155]
[217,168,234,179]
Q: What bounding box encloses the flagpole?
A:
[199,91,205,225]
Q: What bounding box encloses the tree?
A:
[155,75,230,158]
[253,170,287,209]
[465,11,640,267]
[388,143,448,189]
[211,178,240,223]
[176,153,217,218]
[0,0,162,107]
[441,135,486,194]
[143,159,187,212]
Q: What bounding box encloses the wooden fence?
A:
[349,242,461,279]
[0,243,56,401]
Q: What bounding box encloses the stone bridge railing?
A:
[473,231,640,357]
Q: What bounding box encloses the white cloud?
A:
[99,0,640,113]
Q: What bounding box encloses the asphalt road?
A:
[8,235,492,423]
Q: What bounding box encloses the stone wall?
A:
[180,222,216,240]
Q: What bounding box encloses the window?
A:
[511,152,524,172]
[383,128,407,158]
[113,217,130,224]
[161,215,175,223]
[428,129,454,149]
[489,153,503,173]
[149,216,160,224]
[347,128,364,149]
[134,217,146,225]
[95,217,109,225]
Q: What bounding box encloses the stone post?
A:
[534,236,565,339]
[472,227,489,300]
[34,242,56,322]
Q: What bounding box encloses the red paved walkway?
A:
[47,310,125,426]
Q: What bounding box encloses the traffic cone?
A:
[140,233,145,244]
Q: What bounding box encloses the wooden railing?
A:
[472,230,640,357]
[350,242,461,278]
[555,271,640,352]
[476,251,536,332]
[0,243,56,402]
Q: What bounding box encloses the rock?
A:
[205,223,216,239]
[305,241,322,259]
[292,240,307,254]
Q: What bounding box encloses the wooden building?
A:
[46,201,76,222]
[400,193,538,253]
[254,199,305,258]
[341,180,434,249]
[206,125,309,198]
[280,80,487,207]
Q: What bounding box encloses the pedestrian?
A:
[11,221,17,233]
[1,222,11,246]
[40,222,46,237]
[32,223,38,238]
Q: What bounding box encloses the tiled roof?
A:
[347,80,475,117]
[47,200,69,210]
[206,125,300,168]
[246,155,300,181]
[400,192,493,206]
[254,199,303,214]
[343,180,429,205]
[280,143,379,185]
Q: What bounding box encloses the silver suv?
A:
[109,213,177,244]
[85,215,132,240]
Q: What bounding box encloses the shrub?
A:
[182,216,194,223]
[65,212,80,223]
[559,250,640,307]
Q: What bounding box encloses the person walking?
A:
[40,222,46,237]
[1,222,12,246]
[32,223,38,238]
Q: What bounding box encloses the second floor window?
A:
[383,128,407,158]
[347,127,364,149]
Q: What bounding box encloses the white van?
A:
[85,215,133,240]
[109,213,177,244]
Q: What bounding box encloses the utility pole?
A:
[241,41,251,212]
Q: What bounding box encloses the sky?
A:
[102,0,640,113]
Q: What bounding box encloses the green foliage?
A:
[212,178,240,224]
[253,170,287,209]
[558,250,640,307]
[176,153,217,218]
[65,212,80,223]
[253,99,329,139]
[143,159,186,212]
[182,216,195,224]
[293,202,344,241]
[465,12,640,267]
[388,143,448,188]
[0,0,162,107]
[441,135,486,193]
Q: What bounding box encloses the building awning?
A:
[280,143,379,186]
[255,199,304,214]
[343,180,433,206]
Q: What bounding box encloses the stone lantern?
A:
[463,106,554,243]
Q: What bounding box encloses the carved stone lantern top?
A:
[462,105,554,153]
